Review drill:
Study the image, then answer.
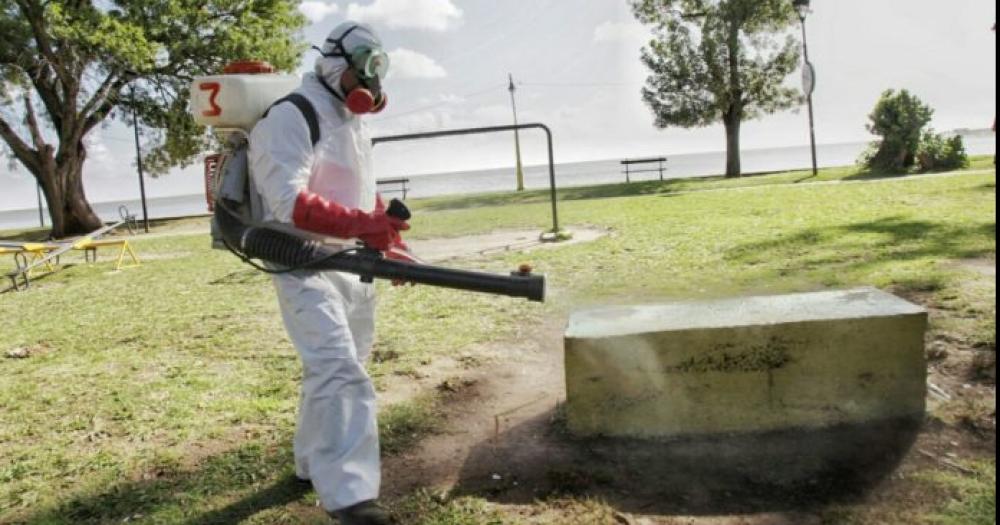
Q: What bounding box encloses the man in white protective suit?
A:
[249,21,408,525]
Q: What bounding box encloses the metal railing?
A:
[372,123,561,235]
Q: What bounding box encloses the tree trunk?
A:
[724,115,742,178]
[37,142,103,238]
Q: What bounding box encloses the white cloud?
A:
[593,21,650,43]
[299,1,340,23]
[85,134,112,163]
[387,48,447,79]
[470,104,511,124]
[346,0,462,32]
[83,133,117,179]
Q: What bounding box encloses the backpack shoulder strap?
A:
[263,94,320,147]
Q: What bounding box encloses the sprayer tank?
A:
[190,74,299,131]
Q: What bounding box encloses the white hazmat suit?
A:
[248,23,386,513]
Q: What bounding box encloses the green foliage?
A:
[862,89,934,171]
[1,0,305,173]
[631,0,802,128]
[0,1,307,234]
[917,130,970,172]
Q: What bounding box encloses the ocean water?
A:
[2,137,994,231]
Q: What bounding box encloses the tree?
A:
[631,0,802,178]
[860,89,933,172]
[1,1,305,237]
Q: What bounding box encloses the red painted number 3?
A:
[199,82,222,117]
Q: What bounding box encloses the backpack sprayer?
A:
[190,61,545,302]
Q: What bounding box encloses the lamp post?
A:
[36,184,45,227]
[129,84,150,233]
[508,73,525,191]
[793,0,819,177]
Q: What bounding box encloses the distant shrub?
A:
[862,89,934,172]
[916,130,970,172]
[856,142,881,170]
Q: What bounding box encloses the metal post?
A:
[800,18,819,177]
[130,86,150,233]
[543,125,559,234]
[36,183,45,227]
[508,74,525,191]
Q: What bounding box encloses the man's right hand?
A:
[357,215,408,252]
[292,190,409,250]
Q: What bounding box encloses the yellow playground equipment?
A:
[72,237,140,271]
[3,219,140,291]
[0,242,61,275]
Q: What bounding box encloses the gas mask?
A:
[315,25,390,114]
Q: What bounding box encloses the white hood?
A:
[314,21,384,98]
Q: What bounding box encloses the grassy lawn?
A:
[0,159,995,524]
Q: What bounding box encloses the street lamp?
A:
[793,0,819,177]
[508,73,525,192]
[36,184,45,227]
[129,83,150,233]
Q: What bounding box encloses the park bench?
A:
[621,157,668,183]
[377,177,411,200]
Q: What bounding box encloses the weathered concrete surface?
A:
[564,287,927,438]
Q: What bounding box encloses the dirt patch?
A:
[409,227,608,263]
[3,343,53,360]
[378,318,928,524]
[381,318,566,500]
[132,226,608,265]
[955,258,996,278]
[377,288,995,523]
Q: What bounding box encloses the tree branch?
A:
[78,70,119,129]
[0,113,40,173]
[80,76,130,136]
[677,9,708,20]
[23,92,47,150]
[14,0,73,89]
[25,61,65,133]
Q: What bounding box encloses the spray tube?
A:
[214,201,545,302]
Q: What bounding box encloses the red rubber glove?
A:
[292,191,408,251]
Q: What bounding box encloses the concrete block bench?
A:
[564,287,927,439]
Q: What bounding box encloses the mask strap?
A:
[316,73,345,103]
[320,25,363,58]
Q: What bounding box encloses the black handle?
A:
[386,198,411,220]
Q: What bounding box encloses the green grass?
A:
[818,462,997,525]
[379,395,441,456]
[390,495,623,525]
[924,461,997,525]
[393,492,506,525]
[406,154,995,222]
[1,159,995,523]
[0,235,534,522]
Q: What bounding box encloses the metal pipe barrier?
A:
[372,123,561,235]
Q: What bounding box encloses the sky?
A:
[1,0,996,211]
